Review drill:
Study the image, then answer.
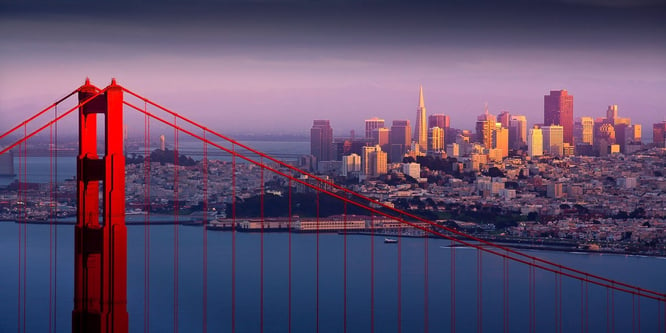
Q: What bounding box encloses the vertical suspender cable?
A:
[370,214,375,333]
[397,217,402,333]
[202,130,208,333]
[53,104,58,331]
[424,230,429,333]
[231,143,236,333]
[451,239,456,333]
[23,123,27,333]
[343,202,348,333]
[316,191,320,333]
[288,179,292,333]
[49,117,53,333]
[173,116,179,333]
[477,248,482,333]
[144,102,150,333]
[260,157,265,333]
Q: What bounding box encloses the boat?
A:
[384,238,398,244]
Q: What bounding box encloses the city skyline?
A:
[1,0,665,138]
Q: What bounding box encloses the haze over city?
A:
[1,0,665,137]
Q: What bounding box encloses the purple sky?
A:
[1,1,665,138]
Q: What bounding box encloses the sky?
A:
[1,0,665,138]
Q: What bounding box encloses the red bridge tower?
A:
[72,79,128,333]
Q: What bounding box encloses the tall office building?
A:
[310,120,334,162]
[362,145,387,177]
[428,114,450,130]
[492,124,509,158]
[0,145,14,176]
[574,117,594,145]
[509,115,527,149]
[389,120,411,163]
[341,153,361,177]
[653,121,666,148]
[414,85,427,151]
[476,105,496,150]
[528,128,543,158]
[372,127,390,152]
[544,90,574,145]
[365,117,385,139]
[497,111,511,128]
[428,127,445,152]
[542,125,564,157]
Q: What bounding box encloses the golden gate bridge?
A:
[0,79,664,333]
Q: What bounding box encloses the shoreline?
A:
[3,219,663,258]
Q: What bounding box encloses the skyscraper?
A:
[476,104,495,150]
[372,127,390,153]
[362,145,387,177]
[653,121,666,148]
[428,114,449,129]
[341,153,361,177]
[497,111,511,128]
[365,117,385,139]
[310,120,333,162]
[414,85,427,151]
[389,120,411,163]
[509,115,527,149]
[542,125,564,157]
[428,127,444,152]
[574,117,594,145]
[528,128,543,158]
[544,90,574,145]
[492,124,509,158]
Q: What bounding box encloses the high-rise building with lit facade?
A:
[528,128,543,158]
[476,105,496,150]
[362,145,387,177]
[365,117,385,139]
[372,127,390,152]
[414,85,427,151]
[492,124,509,158]
[428,114,449,130]
[574,117,594,145]
[542,125,564,157]
[544,90,574,145]
[653,121,666,148]
[341,153,361,177]
[509,115,527,149]
[310,120,334,162]
[497,111,511,128]
[389,120,411,163]
[0,145,14,176]
[428,126,445,152]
